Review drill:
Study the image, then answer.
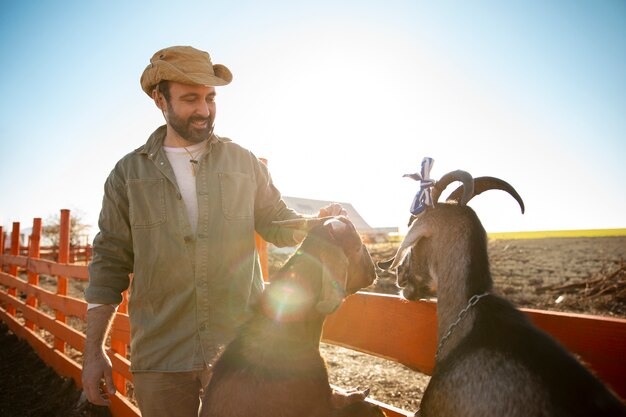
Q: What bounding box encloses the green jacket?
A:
[86,126,300,372]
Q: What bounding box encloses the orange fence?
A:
[1,211,626,417]
[2,244,92,264]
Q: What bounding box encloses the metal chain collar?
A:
[436,292,490,358]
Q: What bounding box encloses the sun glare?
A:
[264,279,313,321]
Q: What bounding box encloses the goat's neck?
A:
[247,295,326,357]
[435,260,488,360]
[237,314,326,373]
[269,316,325,348]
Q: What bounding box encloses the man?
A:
[82,45,345,416]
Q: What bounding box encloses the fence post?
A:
[55,209,70,353]
[0,226,4,258]
[255,234,268,283]
[25,218,42,331]
[7,222,20,316]
[111,290,129,395]
[256,158,269,282]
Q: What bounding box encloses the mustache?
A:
[189,116,211,125]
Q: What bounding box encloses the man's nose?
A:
[194,101,211,117]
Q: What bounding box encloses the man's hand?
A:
[318,202,347,218]
[293,203,348,243]
[82,347,116,406]
[82,304,117,405]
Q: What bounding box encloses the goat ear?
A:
[389,220,431,270]
[324,217,362,255]
[315,250,348,314]
[407,215,416,227]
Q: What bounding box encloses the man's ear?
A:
[152,88,165,110]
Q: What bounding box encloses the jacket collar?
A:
[135,125,230,160]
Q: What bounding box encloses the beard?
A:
[165,103,213,144]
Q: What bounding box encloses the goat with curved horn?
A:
[381,159,626,416]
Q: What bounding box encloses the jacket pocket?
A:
[127,178,167,228]
[219,172,255,220]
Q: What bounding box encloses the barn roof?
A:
[282,196,374,233]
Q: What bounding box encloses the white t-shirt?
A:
[163,141,204,234]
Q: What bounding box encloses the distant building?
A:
[282,196,397,243]
[283,196,373,233]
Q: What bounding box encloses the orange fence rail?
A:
[1,212,626,417]
[1,244,92,264]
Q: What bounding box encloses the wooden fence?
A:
[1,243,92,264]
[1,210,626,417]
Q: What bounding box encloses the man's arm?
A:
[82,304,117,406]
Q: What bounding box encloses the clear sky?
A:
[1,0,624,237]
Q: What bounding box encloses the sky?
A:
[0,0,624,238]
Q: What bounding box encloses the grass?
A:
[487,228,626,240]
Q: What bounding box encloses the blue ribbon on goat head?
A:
[405,157,435,215]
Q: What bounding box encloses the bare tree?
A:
[42,211,91,247]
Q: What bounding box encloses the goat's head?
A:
[379,171,524,301]
[269,216,376,318]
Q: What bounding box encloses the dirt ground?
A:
[0,322,111,417]
[0,236,624,415]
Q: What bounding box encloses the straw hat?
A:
[140,45,232,97]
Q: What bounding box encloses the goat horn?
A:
[431,170,474,205]
[447,176,525,214]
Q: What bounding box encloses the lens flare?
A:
[264,278,313,321]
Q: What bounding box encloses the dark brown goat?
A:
[381,171,626,417]
[200,217,386,417]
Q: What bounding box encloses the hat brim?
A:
[141,62,233,97]
[184,64,232,87]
